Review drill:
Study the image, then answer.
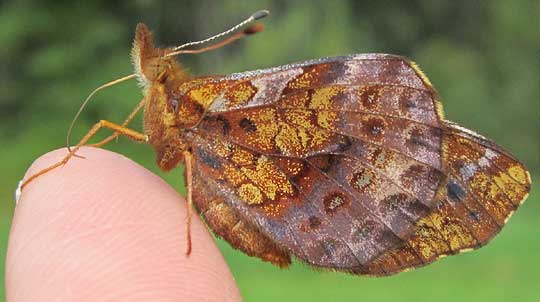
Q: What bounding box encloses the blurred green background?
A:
[1,0,539,301]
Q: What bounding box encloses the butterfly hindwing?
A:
[356,122,531,275]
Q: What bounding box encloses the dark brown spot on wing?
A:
[350,168,376,192]
[309,216,322,229]
[308,154,336,173]
[447,181,466,201]
[370,148,394,169]
[324,192,349,214]
[362,117,386,139]
[202,115,231,135]
[239,117,257,132]
[359,85,382,110]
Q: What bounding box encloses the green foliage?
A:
[1,1,538,301]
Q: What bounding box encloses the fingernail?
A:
[15,180,22,205]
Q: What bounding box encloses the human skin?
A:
[5,147,241,302]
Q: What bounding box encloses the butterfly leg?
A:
[90,98,146,148]
[21,120,148,190]
[183,150,194,256]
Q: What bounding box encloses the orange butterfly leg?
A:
[90,98,146,148]
[21,120,147,190]
[183,150,194,256]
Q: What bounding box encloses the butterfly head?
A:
[132,10,268,92]
[132,23,188,92]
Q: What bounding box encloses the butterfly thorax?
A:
[133,23,199,170]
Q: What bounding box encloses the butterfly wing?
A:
[192,168,291,267]
[358,122,531,275]
[187,54,454,270]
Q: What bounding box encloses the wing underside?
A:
[184,54,530,274]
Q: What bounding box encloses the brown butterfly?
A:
[22,11,531,276]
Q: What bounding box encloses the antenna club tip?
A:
[252,10,270,20]
[243,23,264,35]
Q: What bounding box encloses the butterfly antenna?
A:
[66,10,269,151]
[66,73,137,153]
[165,9,269,57]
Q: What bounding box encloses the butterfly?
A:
[22,11,531,276]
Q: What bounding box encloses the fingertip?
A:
[8,147,241,302]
